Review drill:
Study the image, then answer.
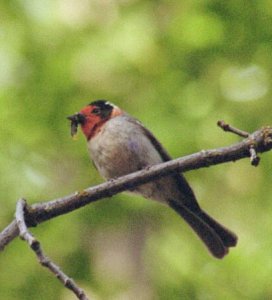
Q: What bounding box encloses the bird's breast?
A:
[87,116,183,203]
[87,117,162,178]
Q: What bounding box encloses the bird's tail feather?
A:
[168,200,236,259]
[198,210,237,247]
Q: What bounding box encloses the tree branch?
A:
[15,199,89,300]
[1,124,272,252]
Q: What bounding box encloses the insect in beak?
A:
[67,113,86,137]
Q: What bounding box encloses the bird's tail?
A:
[198,210,237,247]
[168,200,237,259]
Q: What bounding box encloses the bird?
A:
[67,100,237,258]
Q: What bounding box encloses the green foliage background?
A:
[1,1,272,299]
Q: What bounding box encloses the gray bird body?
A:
[86,113,237,258]
[88,114,183,203]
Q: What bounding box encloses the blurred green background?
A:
[1,0,272,299]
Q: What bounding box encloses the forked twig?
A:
[217,120,260,166]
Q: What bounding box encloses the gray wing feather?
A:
[126,117,201,212]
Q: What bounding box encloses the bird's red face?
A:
[67,100,122,140]
[79,104,105,139]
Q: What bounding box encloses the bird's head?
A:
[67,100,122,140]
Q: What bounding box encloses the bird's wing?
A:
[126,116,201,212]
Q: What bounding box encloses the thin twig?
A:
[217,120,262,165]
[15,199,89,300]
[217,120,249,138]
[1,124,272,252]
[249,145,260,166]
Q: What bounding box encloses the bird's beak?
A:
[67,113,86,124]
[67,113,86,137]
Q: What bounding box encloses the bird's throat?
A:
[81,119,108,141]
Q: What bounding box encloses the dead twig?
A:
[217,120,249,137]
[15,198,89,300]
[217,120,260,166]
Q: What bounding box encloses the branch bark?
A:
[15,199,89,300]
[1,124,272,252]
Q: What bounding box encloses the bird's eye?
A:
[92,107,100,114]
